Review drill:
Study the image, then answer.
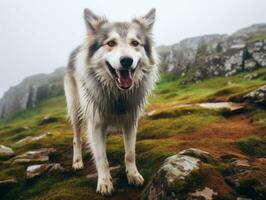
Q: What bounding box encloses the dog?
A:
[64,7,158,195]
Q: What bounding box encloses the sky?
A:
[0,0,266,97]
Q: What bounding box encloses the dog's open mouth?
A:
[106,61,135,90]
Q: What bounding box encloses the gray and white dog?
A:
[64,8,158,195]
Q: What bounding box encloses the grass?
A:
[149,68,266,106]
[235,136,266,157]
[245,33,266,44]
[0,67,266,199]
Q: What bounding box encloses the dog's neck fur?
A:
[80,68,155,126]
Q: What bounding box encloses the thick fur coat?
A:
[64,8,158,195]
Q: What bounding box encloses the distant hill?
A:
[0,68,65,119]
[1,23,266,119]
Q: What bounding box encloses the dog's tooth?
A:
[115,69,121,78]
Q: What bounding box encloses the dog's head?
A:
[83,8,157,90]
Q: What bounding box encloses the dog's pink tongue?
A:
[117,70,132,89]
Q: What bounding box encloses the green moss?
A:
[138,107,222,140]
[237,179,262,199]
[149,68,266,104]
[251,109,266,127]
[0,67,266,200]
[235,136,266,157]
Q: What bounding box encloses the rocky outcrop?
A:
[160,23,266,82]
[0,67,65,119]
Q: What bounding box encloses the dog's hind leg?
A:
[122,124,144,186]
[64,73,84,170]
[88,116,113,195]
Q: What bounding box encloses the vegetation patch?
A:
[235,136,266,157]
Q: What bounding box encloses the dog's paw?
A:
[72,159,84,170]
[96,178,113,196]
[126,171,144,186]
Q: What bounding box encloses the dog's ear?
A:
[84,8,107,33]
[133,8,156,30]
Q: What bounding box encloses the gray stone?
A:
[143,153,201,200]
[26,163,64,179]
[243,85,266,104]
[0,178,18,188]
[26,164,50,179]
[0,145,15,160]
[244,59,257,70]
[13,148,56,165]
[179,148,216,164]
[252,52,266,66]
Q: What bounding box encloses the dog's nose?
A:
[120,56,133,69]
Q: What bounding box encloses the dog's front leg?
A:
[88,118,113,195]
[122,124,144,186]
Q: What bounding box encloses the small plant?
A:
[236,136,266,157]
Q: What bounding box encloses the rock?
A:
[243,85,266,105]
[15,132,51,144]
[0,145,15,160]
[231,159,251,173]
[0,178,18,188]
[224,46,245,76]
[158,23,266,83]
[198,102,245,115]
[189,187,218,200]
[252,52,266,66]
[26,163,64,179]
[13,148,56,165]
[39,116,58,125]
[244,59,258,70]
[26,164,50,179]
[179,148,216,164]
[143,153,201,200]
[48,163,65,173]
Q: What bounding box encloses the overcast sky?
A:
[0,0,266,97]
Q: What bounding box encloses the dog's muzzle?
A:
[106,61,136,90]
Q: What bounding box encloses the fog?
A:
[0,0,266,96]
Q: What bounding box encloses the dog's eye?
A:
[131,40,139,47]
[107,41,116,47]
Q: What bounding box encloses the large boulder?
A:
[143,154,201,200]
[142,148,226,200]
[0,145,15,160]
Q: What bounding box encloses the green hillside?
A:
[0,68,266,200]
